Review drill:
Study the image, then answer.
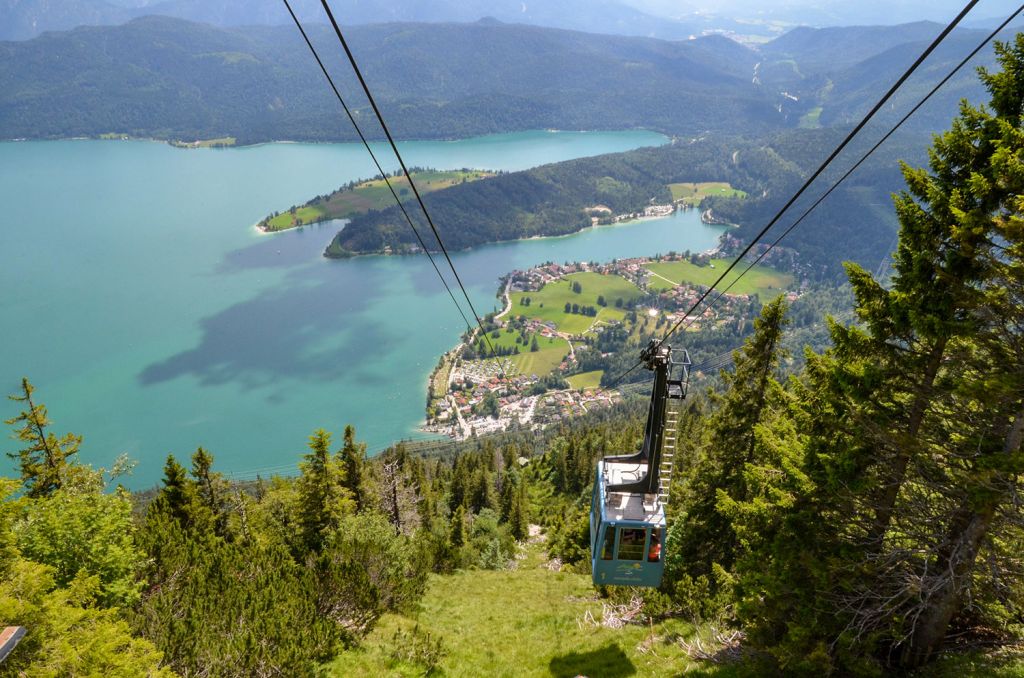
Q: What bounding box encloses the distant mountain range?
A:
[0,15,1008,145]
[0,17,786,143]
[0,0,703,41]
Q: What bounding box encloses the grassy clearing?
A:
[508,342,570,377]
[262,169,492,232]
[667,181,747,205]
[170,137,236,148]
[799,106,823,129]
[324,542,739,677]
[510,272,644,335]
[567,370,604,390]
[645,259,793,299]
[474,328,570,378]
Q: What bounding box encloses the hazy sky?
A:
[626,0,1024,27]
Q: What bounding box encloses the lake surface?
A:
[0,130,726,487]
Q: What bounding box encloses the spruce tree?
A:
[190,447,231,538]
[148,454,213,534]
[296,429,355,554]
[667,296,788,601]
[5,378,81,497]
[449,504,467,549]
[508,477,529,542]
[727,36,1024,672]
[339,425,368,512]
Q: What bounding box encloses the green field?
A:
[477,329,570,378]
[667,181,747,205]
[567,370,603,390]
[510,272,644,335]
[170,137,236,148]
[645,259,794,299]
[325,541,721,677]
[799,106,824,129]
[262,169,492,232]
[473,329,573,383]
[508,342,570,377]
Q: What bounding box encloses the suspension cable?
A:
[671,4,1022,339]
[605,0,981,388]
[317,0,508,379]
[280,0,476,339]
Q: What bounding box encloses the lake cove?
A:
[0,130,727,488]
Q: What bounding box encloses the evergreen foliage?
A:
[296,429,356,555]
[714,38,1024,673]
[4,377,81,497]
[666,296,789,614]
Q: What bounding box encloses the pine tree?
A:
[5,378,81,497]
[449,505,467,549]
[296,429,355,555]
[149,454,213,534]
[340,425,368,512]
[667,296,788,600]
[727,37,1024,672]
[508,477,529,542]
[469,467,496,513]
[191,447,231,538]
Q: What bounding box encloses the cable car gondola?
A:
[590,340,690,587]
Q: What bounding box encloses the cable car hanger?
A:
[590,340,690,587]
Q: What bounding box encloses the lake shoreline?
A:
[0,127,666,150]
[1,130,689,487]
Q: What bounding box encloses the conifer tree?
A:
[508,477,530,542]
[469,467,496,513]
[450,504,467,549]
[149,454,212,533]
[339,425,368,512]
[5,378,80,497]
[667,296,788,600]
[190,447,231,538]
[296,429,355,554]
[448,456,471,512]
[726,37,1024,672]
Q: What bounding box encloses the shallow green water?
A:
[0,130,725,487]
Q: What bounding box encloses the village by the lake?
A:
[424,241,798,439]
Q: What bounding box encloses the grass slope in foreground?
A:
[261,169,493,233]
[645,258,793,299]
[510,272,645,335]
[326,541,714,677]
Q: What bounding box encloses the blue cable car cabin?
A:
[590,340,689,587]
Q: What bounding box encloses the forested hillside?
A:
[0,0,700,42]
[756,22,1018,132]
[0,17,1009,144]
[329,128,917,277]
[0,17,780,143]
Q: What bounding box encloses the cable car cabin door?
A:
[590,465,665,587]
[591,520,664,587]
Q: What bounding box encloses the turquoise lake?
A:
[0,130,727,487]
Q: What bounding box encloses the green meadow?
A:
[325,541,734,677]
[262,169,492,232]
[645,259,793,299]
[667,181,746,205]
[510,272,645,335]
[566,370,604,390]
[477,328,570,378]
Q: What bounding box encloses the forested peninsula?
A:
[324,129,916,278]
